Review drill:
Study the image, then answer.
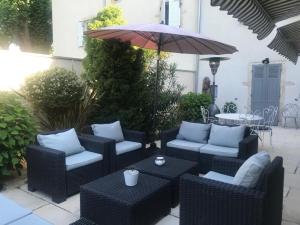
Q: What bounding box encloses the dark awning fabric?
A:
[268,21,300,64]
[211,0,300,40]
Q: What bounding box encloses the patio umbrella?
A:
[86,23,237,142]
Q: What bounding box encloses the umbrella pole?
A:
[151,34,162,149]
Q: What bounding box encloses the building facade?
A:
[52,0,300,125]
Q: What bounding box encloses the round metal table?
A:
[215,113,263,125]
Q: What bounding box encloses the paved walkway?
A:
[1,126,300,225]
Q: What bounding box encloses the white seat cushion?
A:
[116,141,142,155]
[37,128,85,156]
[177,121,211,143]
[208,124,245,148]
[92,121,124,142]
[0,194,32,225]
[200,144,238,157]
[167,139,205,152]
[9,214,52,225]
[233,151,271,188]
[65,151,103,171]
[203,171,234,184]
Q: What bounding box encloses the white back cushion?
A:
[208,124,245,148]
[37,128,84,156]
[177,121,211,143]
[91,121,124,142]
[233,151,271,188]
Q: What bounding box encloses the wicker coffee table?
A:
[80,170,171,225]
[128,155,198,207]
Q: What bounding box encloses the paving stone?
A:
[283,189,300,224]
[282,220,300,225]
[34,204,78,225]
[284,186,290,198]
[170,206,179,218]
[55,193,80,214]
[285,174,300,189]
[2,188,48,210]
[155,215,179,225]
[20,184,53,203]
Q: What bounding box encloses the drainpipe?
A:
[195,0,202,93]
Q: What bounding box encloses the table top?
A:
[128,155,198,180]
[81,170,170,205]
[215,113,263,121]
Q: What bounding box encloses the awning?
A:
[211,0,300,40]
[268,21,300,64]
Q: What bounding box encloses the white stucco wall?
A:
[198,1,300,121]
[51,0,199,92]
[51,0,300,123]
[52,0,106,59]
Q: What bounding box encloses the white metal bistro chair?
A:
[250,106,278,146]
[281,103,299,129]
[201,106,217,124]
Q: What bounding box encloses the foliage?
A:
[0,92,37,177]
[83,6,184,142]
[178,92,211,122]
[142,59,183,140]
[82,5,126,86]
[83,6,146,129]
[223,101,238,113]
[0,0,52,53]
[84,39,146,129]
[22,68,96,131]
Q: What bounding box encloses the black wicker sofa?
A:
[179,155,284,225]
[161,122,258,173]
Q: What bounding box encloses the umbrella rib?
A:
[134,31,158,44]
[184,37,217,54]
[90,29,126,38]
[170,35,183,53]
[191,37,228,54]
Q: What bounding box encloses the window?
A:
[77,20,89,47]
[161,0,181,27]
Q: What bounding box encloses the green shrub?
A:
[142,60,183,140]
[223,101,237,113]
[178,92,211,122]
[0,92,37,177]
[83,6,183,142]
[22,67,96,131]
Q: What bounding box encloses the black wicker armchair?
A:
[161,125,258,173]
[26,129,110,203]
[179,156,284,225]
[81,126,146,172]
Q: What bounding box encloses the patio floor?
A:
[1,126,300,225]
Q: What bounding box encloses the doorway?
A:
[251,64,282,125]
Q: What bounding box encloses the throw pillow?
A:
[37,128,85,156]
[177,121,211,143]
[208,124,245,148]
[91,121,124,142]
[233,151,271,188]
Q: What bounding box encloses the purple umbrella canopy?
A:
[86,23,237,145]
[86,23,238,55]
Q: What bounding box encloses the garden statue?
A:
[202,77,211,95]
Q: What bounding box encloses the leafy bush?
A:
[178,92,211,122]
[0,92,37,177]
[22,67,96,131]
[223,101,238,113]
[142,59,183,140]
[83,6,183,142]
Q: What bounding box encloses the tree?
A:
[0,0,52,53]
[83,5,184,142]
[83,6,147,129]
